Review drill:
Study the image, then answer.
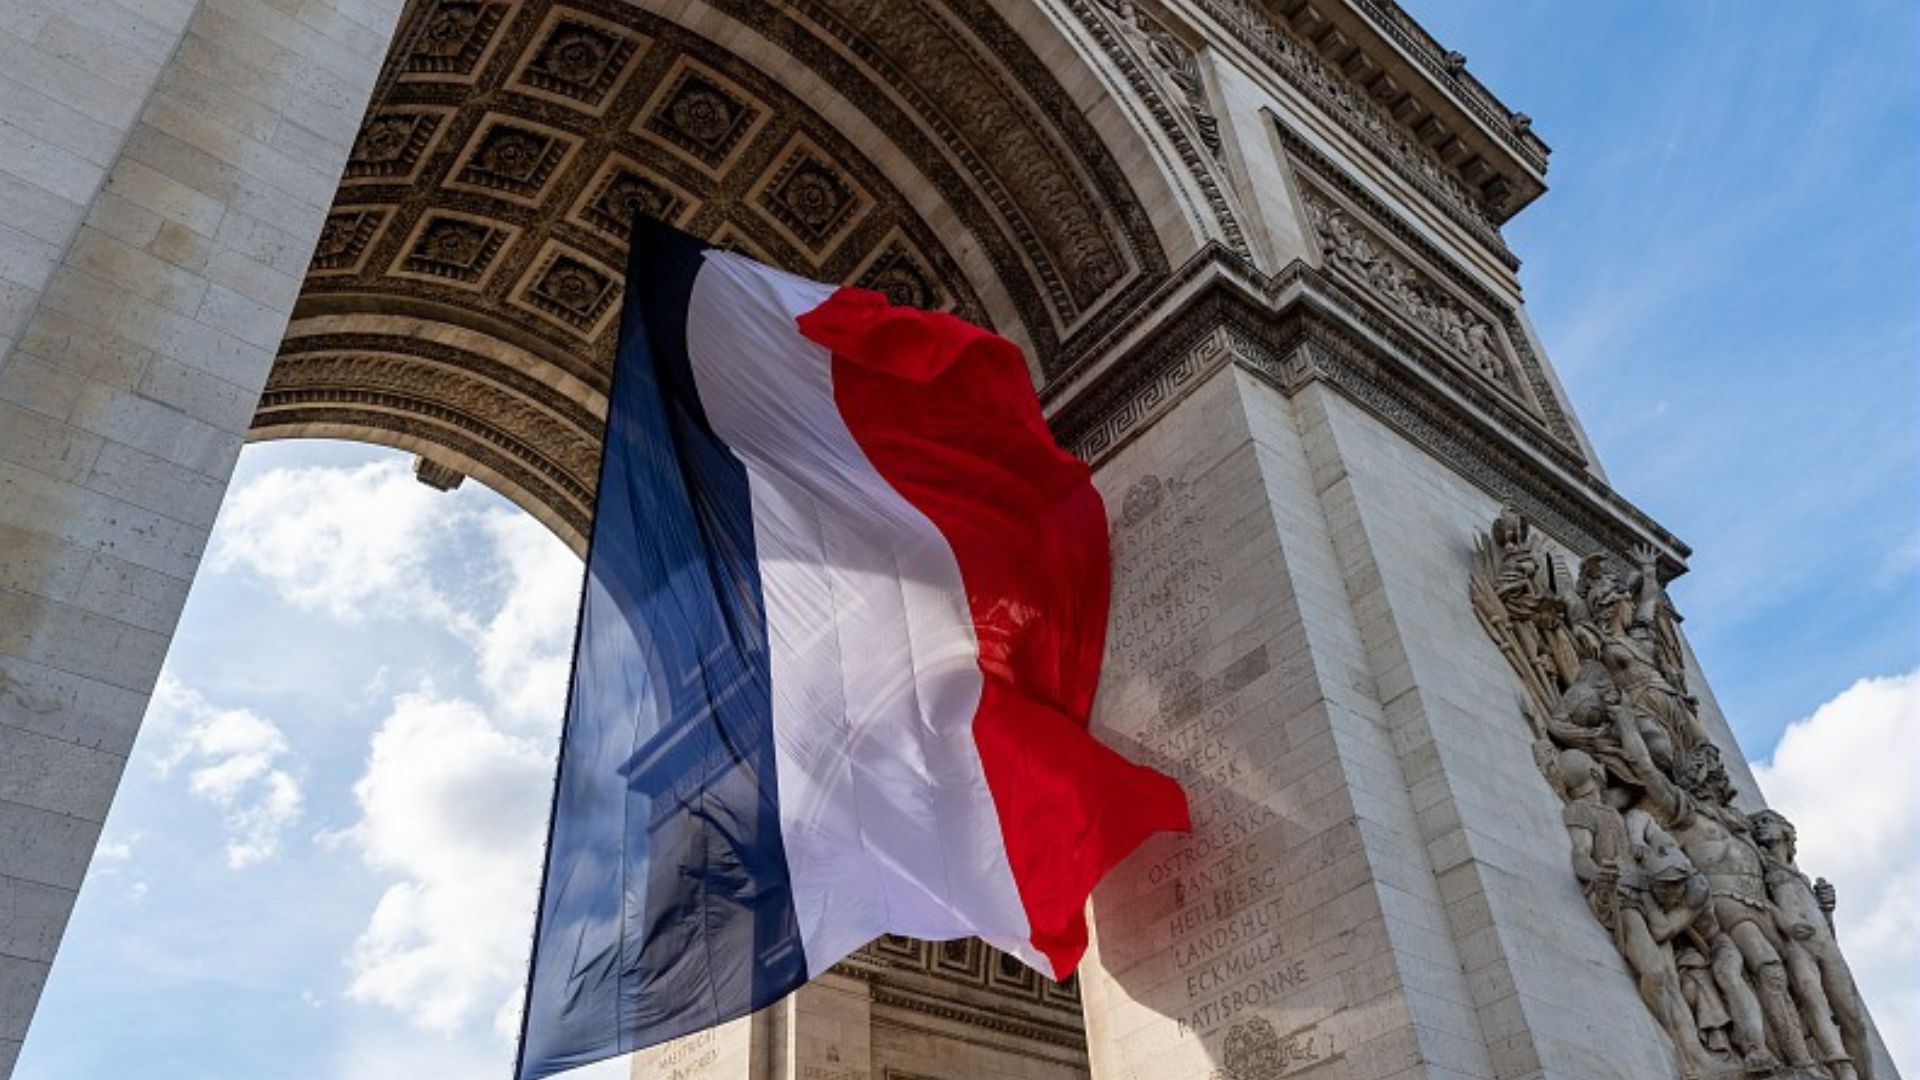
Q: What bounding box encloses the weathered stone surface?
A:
[0,874,76,965]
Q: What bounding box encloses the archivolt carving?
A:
[1471,510,1873,1080]
[264,353,601,489]
[803,0,1126,315]
[1094,0,1222,158]
[253,403,593,541]
[1072,0,1251,258]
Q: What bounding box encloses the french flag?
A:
[515,216,1189,1079]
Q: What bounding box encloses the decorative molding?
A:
[309,208,387,275]
[851,230,951,312]
[342,108,450,185]
[1050,255,1685,565]
[506,7,646,114]
[276,333,599,431]
[413,455,466,490]
[1300,185,1515,388]
[1343,0,1550,170]
[256,367,596,501]
[447,117,579,205]
[399,0,511,82]
[1196,0,1518,256]
[840,935,1081,1010]
[1273,104,1517,271]
[750,133,872,261]
[707,0,1172,368]
[394,212,516,287]
[571,155,692,241]
[866,985,1088,1051]
[772,0,1130,318]
[512,242,622,337]
[250,402,592,539]
[636,57,770,176]
[1276,118,1584,448]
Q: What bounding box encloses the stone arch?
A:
[255,0,1210,545]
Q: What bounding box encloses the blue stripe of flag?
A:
[515,216,807,1080]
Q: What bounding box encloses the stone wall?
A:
[1084,364,1499,1080]
[0,0,406,1070]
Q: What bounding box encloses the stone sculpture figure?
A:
[1752,810,1873,1080]
[1572,547,1710,755]
[1677,943,1737,1056]
[1471,509,1578,720]
[1629,803,1779,1075]
[1545,661,1671,780]
[1489,508,1581,685]
[1555,747,1719,1077]
[1625,736,1819,1074]
[1468,509,1876,1079]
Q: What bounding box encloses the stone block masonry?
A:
[0,0,408,1070]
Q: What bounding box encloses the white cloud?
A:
[321,499,582,1039]
[211,459,581,734]
[91,835,136,876]
[474,510,582,732]
[1753,669,1920,1077]
[338,691,553,1035]
[192,453,591,1057]
[149,674,303,869]
[210,459,476,633]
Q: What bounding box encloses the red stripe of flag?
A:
[797,287,1191,976]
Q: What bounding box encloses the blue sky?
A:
[17,4,1918,1078]
[1403,0,1920,750]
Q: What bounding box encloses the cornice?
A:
[831,953,1090,1055]
[867,984,1090,1053]
[1336,0,1551,170]
[1047,258,1692,571]
[1184,0,1546,231]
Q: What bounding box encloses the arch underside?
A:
[258,0,1182,540]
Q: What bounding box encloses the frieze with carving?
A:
[1301,188,1513,388]
[1200,0,1500,220]
[1470,509,1874,1080]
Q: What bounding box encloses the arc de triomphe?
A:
[0,1,1898,1079]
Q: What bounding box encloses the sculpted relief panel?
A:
[1302,189,1512,387]
[1471,510,1875,1080]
